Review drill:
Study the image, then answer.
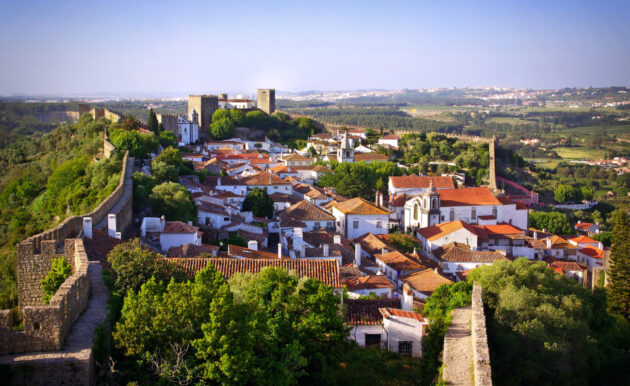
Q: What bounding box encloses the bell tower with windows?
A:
[337,130,354,163]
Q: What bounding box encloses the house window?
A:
[205,218,210,225]
[365,334,381,347]
[449,209,455,221]
[314,222,320,228]
[376,221,382,229]
[398,341,412,356]
[471,208,476,221]
[353,220,359,229]
[224,217,230,221]
[441,215,445,221]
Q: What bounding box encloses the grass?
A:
[553,147,608,160]
[487,117,532,125]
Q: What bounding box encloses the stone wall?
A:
[0,239,90,354]
[471,282,492,386]
[188,95,218,137]
[488,137,497,191]
[157,113,179,134]
[23,151,130,253]
[103,130,115,159]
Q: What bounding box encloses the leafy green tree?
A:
[211,108,231,122]
[242,188,274,219]
[210,118,235,139]
[383,233,421,253]
[108,239,183,294]
[529,211,573,234]
[158,131,177,148]
[244,110,268,129]
[121,115,141,131]
[468,258,630,385]
[109,129,158,159]
[41,257,72,304]
[149,182,197,223]
[608,210,630,319]
[580,186,593,201]
[229,109,245,126]
[592,231,613,247]
[147,108,159,134]
[554,184,579,203]
[131,172,156,209]
[151,147,183,183]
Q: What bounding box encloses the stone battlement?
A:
[0,239,90,354]
[188,94,219,99]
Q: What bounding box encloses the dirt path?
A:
[442,305,473,385]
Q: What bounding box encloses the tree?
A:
[41,257,72,304]
[382,233,420,253]
[529,211,572,234]
[108,239,183,294]
[229,109,245,126]
[242,188,274,219]
[149,182,197,223]
[158,131,177,148]
[121,115,141,131]
[211,108,231,122]
[210,118,234,139]
[147,109,159,134]
[109,129,158,159]
[244,110,268,129]
[554,184,578,203]
[608,210,630,319]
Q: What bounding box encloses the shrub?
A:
[41,257,72,304]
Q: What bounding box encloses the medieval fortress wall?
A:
[470,282,492,386]
[0,239,89,354]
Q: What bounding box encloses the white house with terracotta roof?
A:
[568,235,602,250]
[140,217,202,253]
[542,235,577,259]
[373,250,425,288]
[331,198,390,239]
[576,246,605,268]
[279,200,336,232]
[404,187,528,231]
[377,134,400,148]
[431,242,508,274]
[279,153,314,167]
[344,275,395,298]
[380,307,427,357]
[574,221,600,236]
[398,268,453,299]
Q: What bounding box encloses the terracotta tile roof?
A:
[569,235,598,244]
[292,165,332,173]
[83,229,123,267]
[269,164,296,174]
[354,153,389,162]
[433,242,507,263]
[166,243,219,258]
[167,257,340,287]
[228,244,284,259]
[390,193,408,207]
[332,197,389,215]
[438,187,502,206]
[379,308,425,322]
[479,224,527,238]
[497,196,514,205]
[346,299,401,325]
[575,222,594,230]
[400,269,453,296]
[549,260,588,272]
[418,220,481,242]
[389,175,455,189]
[163,221,200,234]
[242,171,291,186]
[578,246,604,259]
[345,275,394,291]
[281,153,313,162]
[545,235,576,249]
[374,250,425,272]
[302,229,351,247]
[269,192,300,204]
[515,202,529,210]
[279,200,335,227]
[355,233,392,255]
[340,264,363,281]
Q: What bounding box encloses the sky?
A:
[0,0,629,95]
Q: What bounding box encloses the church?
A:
[403,185,529,231]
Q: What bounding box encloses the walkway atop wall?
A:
[95,155,134,231]
[442,305,473,385]
[0,261,109,385]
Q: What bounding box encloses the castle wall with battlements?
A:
[0,239,90,354]
[188,95,218,138]
[257,88,276,115]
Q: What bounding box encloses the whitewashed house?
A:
[388,175,455,197]
[331,198,390,239]
[377,134,400,148]
[140,216,202,253]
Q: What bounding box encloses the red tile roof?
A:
[344,275,394,291]
[242,171,291,186]
[389,175,455,189]
[354,153,389,162]
[418,221,481,242]
[374,251,425,272]
[575,222,594,230]
[346,299,401,325]
[163,221,200,234]
[569,235,598,244]
[438,187,501,206]
[400,269,453,295]
[380,134,400,140]
[228,244,286,260]
[379,307,425,322]
[279,200,335,227]
[433,242,507,263]
[578,246,604,259]
[332,197,389,215]
[166,243,219,258]
[166,257,340,287]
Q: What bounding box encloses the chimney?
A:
[108,214,117,238]
[278,243,283,259]
[217,177,221,186]
[355,243,362,266]
[598,242,603,250]
[334,235,341,245]
[115,232,122,240]
[188,221,193,226]
[323,244,329,256]
[402,284,413,311]
[82,217,93,239]
[300,244,306,258]
[542,228,546,234]
[412,247,417,256]
[160,215,166,229]
[546,238,552,249]
[381,247,389,255]
[533,231,538,240]
[434,268,439,274]
[578,220,581,224]
[248,240,258,251]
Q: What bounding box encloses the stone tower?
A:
[188,95,218,135]
[337,130,354,163]
[257,88,276,115]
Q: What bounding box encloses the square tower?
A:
[188,95,218,136]
[257,88,276,115]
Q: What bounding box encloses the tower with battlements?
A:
[257,88,276,115]
[188,95,218,136]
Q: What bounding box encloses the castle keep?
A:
[257,88,276,115]
[188,94,219,134]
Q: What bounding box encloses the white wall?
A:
[159,232,200,252]
[383,316,425,358]
[349,325,385,347]
[333,208,389,239]
[348,287,392,298]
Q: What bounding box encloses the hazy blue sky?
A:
[1,0,629,95]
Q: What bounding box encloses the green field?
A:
[553,147,608,160]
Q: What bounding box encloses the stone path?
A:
[95,156,134,231]
[0,261,109,385]
[442,305,473,385]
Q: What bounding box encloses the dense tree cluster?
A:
[468,258,630,385]
[317,161,404,200]
[242,187,274,219]
[529,211,573,235]
[608,210,630,319]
